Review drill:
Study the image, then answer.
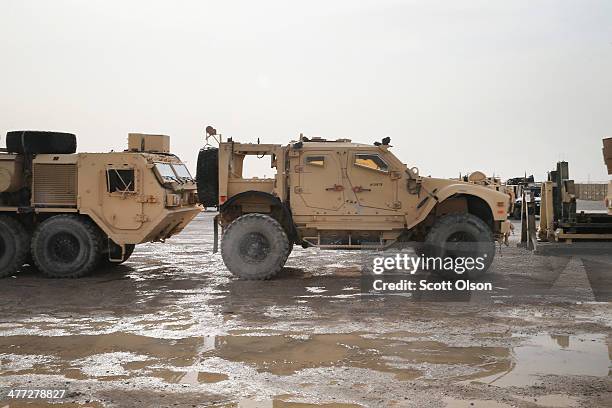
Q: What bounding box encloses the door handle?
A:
[326,184,344,192]
[353,186,372,193]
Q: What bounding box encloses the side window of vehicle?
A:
[354,154,389,172]
[306,156,325,167]
[107,168,135,193]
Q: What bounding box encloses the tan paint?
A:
[607,181,612,215]
[0,154,24,192]
[0,136,201,248]
[603,138,612,215]
[218,137,510,245]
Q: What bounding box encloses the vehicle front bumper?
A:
[142,206,202,242]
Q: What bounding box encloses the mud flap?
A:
[213,214,219,253]
[107,238,126,262]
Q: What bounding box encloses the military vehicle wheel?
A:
[424,213,495,279]
[221,213,289,280]
[0,216,29,278]
[32,215,103,278]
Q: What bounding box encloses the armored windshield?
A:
[154,163,177,182]
[172,163,193,180]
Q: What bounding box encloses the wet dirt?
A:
[0,213,610,407]
[152,369,228,385]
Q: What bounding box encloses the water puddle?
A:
[208,333,509,380]
[0,333,202,367]
[153,369,228,384]
[474,333,610,387]
[2,330,607,395]
[210,334,350,376]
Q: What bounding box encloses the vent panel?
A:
[33,164,77,206]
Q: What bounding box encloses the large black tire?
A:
[0,216,30,278]
[31,215,103,278]
[424,214,495,279]
[196,147,219,207]
[221,213,289,280]
[6,131,77,154]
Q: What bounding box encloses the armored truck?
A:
[197,132,511,280]
[0,131,200,278]
[604,137,612,215]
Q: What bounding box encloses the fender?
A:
[406,181,508,230]
[219,190,298,242]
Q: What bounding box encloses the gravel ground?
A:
[0,212,610,408]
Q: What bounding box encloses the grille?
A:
[33,164,77,206]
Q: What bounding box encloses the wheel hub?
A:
[238,232,270,263]
[50,232,81,263]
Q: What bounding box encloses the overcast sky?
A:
[1,0,611,182]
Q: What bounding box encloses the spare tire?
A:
[6,131,77,154]
[196,147,219,207]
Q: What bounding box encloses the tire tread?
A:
[221,213,289,280]
[424,213,495,279]
[32,215,104,278]
[0,216,29,278]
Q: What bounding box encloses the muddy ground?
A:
[0,212,610,408]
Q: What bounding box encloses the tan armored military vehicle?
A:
[608,182,612,215]
[604,137,612,215]
[456,171,516,216]
[0,131,200,278]
[197,131,511,280]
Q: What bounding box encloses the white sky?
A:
[1,0,611,182]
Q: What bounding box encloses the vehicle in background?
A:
[512,185,541,219]
[505,175,541,219]
[0,131,201,278]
